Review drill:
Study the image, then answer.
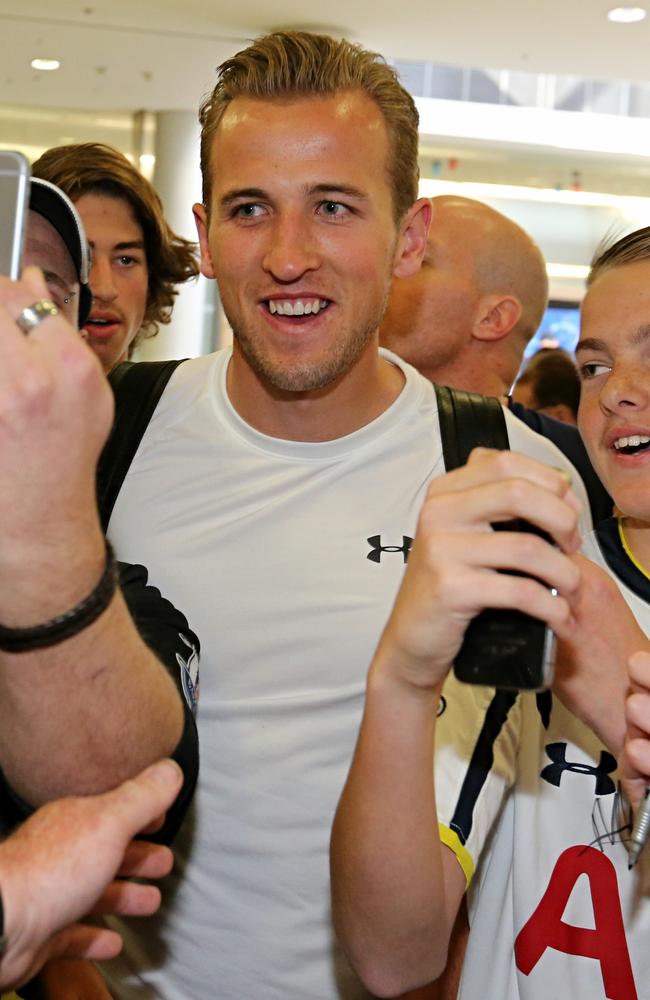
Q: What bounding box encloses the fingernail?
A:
[147,759,183,786]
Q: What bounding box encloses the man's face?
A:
[578,260,650,521]
[75,193,149,373]
[24,210,79,325]
[195,91,405,395]
[380,206,479,371]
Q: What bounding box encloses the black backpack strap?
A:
[435,384,509,470]
[97,359,187,531]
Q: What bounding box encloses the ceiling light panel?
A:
[30,58,61,71]
[607,7,647,22]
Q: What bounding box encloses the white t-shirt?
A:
[104,348,589,999]
[436,517,650,1000]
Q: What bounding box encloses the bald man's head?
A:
[24,211,79,325]
[380,195,548,394]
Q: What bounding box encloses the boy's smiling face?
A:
[578,259,650,522]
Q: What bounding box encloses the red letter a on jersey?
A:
[514,846,636,999]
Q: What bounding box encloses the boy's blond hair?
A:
[588,227,650,285]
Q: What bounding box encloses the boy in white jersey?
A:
[577,230,650,810]
[331,233,650,997]
[578,230,650,627]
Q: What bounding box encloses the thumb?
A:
[101,759,183,840]
[20,265,51,301]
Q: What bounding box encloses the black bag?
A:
[97,359,187,530]
[434,384,509,469]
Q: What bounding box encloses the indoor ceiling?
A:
[2,0,650,300]
[1,0,649,112]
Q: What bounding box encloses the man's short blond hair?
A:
[198,31,420,223]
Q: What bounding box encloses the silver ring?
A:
[15,299,59,335]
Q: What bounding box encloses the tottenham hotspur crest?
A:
[177,632,200,715]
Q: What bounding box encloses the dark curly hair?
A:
[32,142,200,349]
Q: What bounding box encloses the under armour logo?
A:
[367,535,413,564]
[540,742,617,796]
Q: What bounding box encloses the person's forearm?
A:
[331,651,463,998]
[0,577,183,803]
[331,449,581,995]
[0,274,183,804]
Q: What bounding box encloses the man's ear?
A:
[473,294,522,342]
[192,203,216,280]
[393,197,432,278]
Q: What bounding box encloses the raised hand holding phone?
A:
[375,447,582,698]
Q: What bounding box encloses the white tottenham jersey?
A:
[104,348,590,999]
[436,516,650,1000]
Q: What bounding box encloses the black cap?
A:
[29,178,92,328]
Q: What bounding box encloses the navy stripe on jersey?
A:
[595,517,650,604]
[536,689,552,729]
[449,689,519,846]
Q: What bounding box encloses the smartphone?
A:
[0,150,30,279]
[453,518,557,691]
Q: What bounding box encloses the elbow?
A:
[334,915,448,998]
[351,952,447,999]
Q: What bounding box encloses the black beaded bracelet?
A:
[0,541,117,653]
